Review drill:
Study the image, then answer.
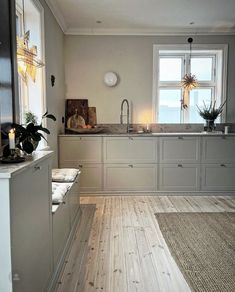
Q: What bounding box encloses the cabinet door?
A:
[202,136,235,163]
[104,164,156,191]
[68,175,80,225]
[11,159,52,292]
[103,137,157,163]
[52,195,70,267]
[59,136,102,163]
[159,164,200,191]
[160,136,200,163]
[60,162,103,192]
[201,164,235,191]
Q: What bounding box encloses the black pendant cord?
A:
[188,37,193,66]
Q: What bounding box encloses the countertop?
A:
[59,132,235,137]
[0,151,53,179]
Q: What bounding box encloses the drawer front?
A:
[103,137,157,163]
[52,195,70,267]
[159,164,200,191]
[104,164,156,191]
[160,136,200,163]
[201,164,235,191]
[68,175,80,225]
[59,136,102,163]
[202,136,235,163]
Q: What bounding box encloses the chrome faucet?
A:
[120,99,130,133]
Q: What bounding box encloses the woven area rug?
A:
[155,212,235,292]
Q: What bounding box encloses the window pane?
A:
[191,58,213,81]
[189,89,213,123]
[158,89,181,123]
[159,58,182,81]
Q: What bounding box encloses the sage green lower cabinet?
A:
[104,164,157,191]
[52,195,70,268]
[159,164,200,191]
[0,152,53,292]
[201,164,235,191]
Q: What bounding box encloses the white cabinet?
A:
[59,136,103,192]
[59,136,102,164]
[0,152,53,292]
[160,136,200,163]
[103,137,158,163]
[201,136,235,191]
[68,175,80,225]
[159,164,200,191]
[104,164,156,191]
[202,136,235,163]
[52,195,70,268]
[201,164,235,191]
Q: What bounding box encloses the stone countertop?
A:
[0,151,53,179]
[59,132,235,137]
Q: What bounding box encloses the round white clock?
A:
[104,71,118,87]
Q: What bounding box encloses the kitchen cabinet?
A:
[159,163,200,191]
[104,163,156,191]
[59,136,103,191]
[159,136,200,163]
[0,152,53,292]
[103,136,158,163]
[201,163,235,191]
[202,136,235,163]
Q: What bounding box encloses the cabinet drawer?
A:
[52,195,70,267]
[59,136,102,163]
[159,164,200,191]
[103,137,157,163]
[104,164,156,191]
[160,136,200,163]
[202,136,235,163]
[60,162,103,192]
[68,175,80,226]
[201,164,235,191]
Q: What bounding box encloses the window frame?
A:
[152,44,228,123]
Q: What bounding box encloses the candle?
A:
[146,123,150,131]
[9,129,15,149]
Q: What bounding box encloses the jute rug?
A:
[155,212,235,292]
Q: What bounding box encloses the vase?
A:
[204,119,216,132]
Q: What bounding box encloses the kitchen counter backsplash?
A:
[64,123,235,134]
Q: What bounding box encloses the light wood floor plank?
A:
[56,195,235,292]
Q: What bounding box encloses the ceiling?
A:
[45,0,235,35]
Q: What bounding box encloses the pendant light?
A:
[181,37,198,109]
[17,0,44,83]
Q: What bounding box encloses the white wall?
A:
[64,35,235,124]
[39,0,65,166]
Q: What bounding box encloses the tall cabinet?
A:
[0,152,53,292]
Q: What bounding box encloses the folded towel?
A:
[52,168,80,182]
[52,182,71,203]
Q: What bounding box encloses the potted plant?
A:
[3,111,56,156]
[197,99,227,132]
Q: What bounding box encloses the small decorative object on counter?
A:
[8,129,15,149]
[2,111,56,157]
[197,98,227,132]
[224,126,229,134]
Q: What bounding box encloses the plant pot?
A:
[204,119,216,132]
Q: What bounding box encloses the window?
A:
[153,45,228,123]
[16,0,45,125]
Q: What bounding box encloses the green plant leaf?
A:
[45,114,56,121]
[22,140,34,154]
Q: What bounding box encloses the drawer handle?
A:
[79,165,83,168]
[34,166,42,171]
[220,164,226,167]
[178,136,183,140]
[178,164,183,167]
[62,201,66,204]
[128,164,133,168]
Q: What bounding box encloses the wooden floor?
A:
[55,195,235,292]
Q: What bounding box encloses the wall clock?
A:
[104,71,118,87]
